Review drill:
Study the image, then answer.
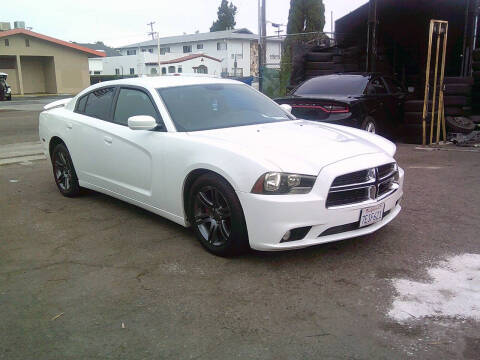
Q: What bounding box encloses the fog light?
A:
[280,226,312,243]
[282,230,291,241]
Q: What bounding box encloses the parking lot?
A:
[1,99,480,359]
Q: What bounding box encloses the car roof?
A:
[89,75,241,90]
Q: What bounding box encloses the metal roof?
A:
[117,28,281,49]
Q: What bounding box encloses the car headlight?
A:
[251,172,317,194]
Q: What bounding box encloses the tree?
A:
[210,0,237,32]
[286,0,325,35]
[279,0,325,95]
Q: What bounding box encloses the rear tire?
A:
[361,117,378,134]
[52,143,80,197]
[189,173,249,257]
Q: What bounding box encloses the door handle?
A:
[104,136,112,144]
[67,123,73,129]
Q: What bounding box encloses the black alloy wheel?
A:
[52,143,80,197]
[194,186,232,247]
[189,173,249,256]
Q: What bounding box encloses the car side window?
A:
[76,95,88,113]
[369,78,387,94]
[83,87,116,120]
[384,77,404,94]
[113,88,160,126]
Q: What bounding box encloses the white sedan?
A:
[39,76,404,256]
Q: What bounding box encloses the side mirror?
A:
[128,115,157,130]
[280,103,292,114]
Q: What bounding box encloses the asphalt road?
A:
[1,101,480,359]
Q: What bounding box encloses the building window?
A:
[197,43,203,50]
[160,47,170,55]
[141,48,146,52]
[183,45,192,53]
[270,54,280,60]
[4,39,9,46]
[168,66,176,73]
[115,68,120,75]
[195,65,208,74]
[217,42,227,50]
[177,66,182,73]
[25,39,30,47]
[221,68,228,76]
[148,48,153,53]
[127,49,136,55]
[94,71,101,75]
[162,67,166,75]
[129,68,135,75]
[151,68,158,75]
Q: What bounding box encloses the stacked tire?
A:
[443,77,473,117]
[402,100,433,144]
[472,49,480,115]
[444,77,476,134]
[304,51,338,80]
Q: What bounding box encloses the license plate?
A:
[359,203,385,227]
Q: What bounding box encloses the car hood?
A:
[187,120,396,175]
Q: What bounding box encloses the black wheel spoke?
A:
[219,220,230,240]
[193,185,232,248]
[208,222,218,243]
[194,214,210,225]
[197,192,213,209]
[212,189,221,207]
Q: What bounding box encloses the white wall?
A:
[88,58,103,74]
[266,40,282,68]
[116,37,282,77]
[145,57,222,76]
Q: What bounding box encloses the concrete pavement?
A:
[1,99,480,359]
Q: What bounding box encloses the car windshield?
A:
[294,75,369,96]
[157,84,292,132]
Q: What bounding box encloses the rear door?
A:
[366,77,391,134]
[68,86,117,186]
[383,76,406,122]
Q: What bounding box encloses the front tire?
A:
[52,143,80,197]
[189,173,249,256]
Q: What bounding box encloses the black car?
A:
[275,73,407,137]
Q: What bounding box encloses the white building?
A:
[95,28,283,77]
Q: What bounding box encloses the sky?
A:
[3,0,367,48]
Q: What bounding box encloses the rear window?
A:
[294,75,369,96]
[83,87,116,120]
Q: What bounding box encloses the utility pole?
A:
[366,0,378,72]
[147,21,156,40]
[258,0,267,92]
[156,32,161,76]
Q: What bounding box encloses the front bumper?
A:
[238,153,404,251]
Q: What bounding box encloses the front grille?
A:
[331,169,371,187]
[326,163,398,208]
